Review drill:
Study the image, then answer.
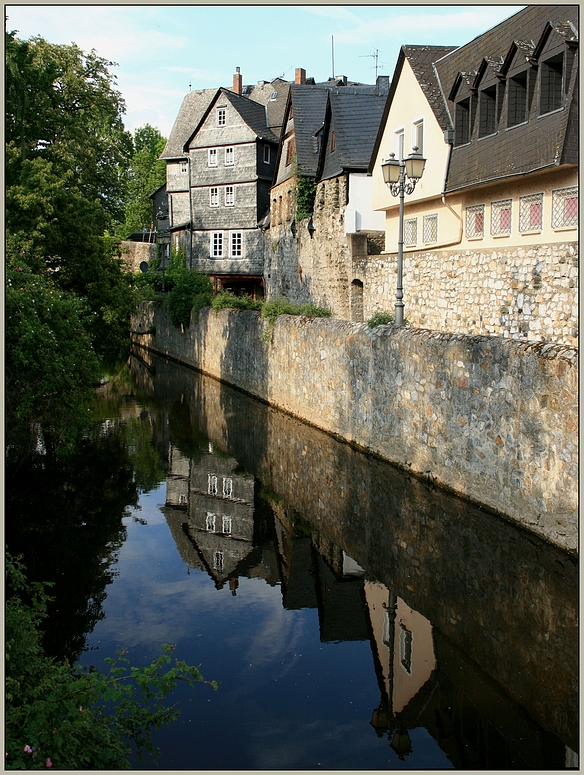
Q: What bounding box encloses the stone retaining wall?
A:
[354,241,578,346]
[131,302,578,551]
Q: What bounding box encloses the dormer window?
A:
[540,53,563,115]
[454,98,471,146]
[507,72,527,127]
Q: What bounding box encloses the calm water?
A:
[6,350,578,770]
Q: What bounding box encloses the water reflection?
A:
[130,345,577,768]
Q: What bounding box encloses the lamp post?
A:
[381,147,426,326]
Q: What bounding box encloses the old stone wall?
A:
[131,303,578,552]
[119,240,157,272]
[354,241,578,347]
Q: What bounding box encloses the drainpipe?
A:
[188,154,193,269]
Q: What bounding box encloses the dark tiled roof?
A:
[291,82,380,177]
[433,4,579,192]
[319,92,387,180]
[160,88,218,159]
[221,89,280,144]
[403,45,458,131]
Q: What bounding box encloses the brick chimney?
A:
[233,67,242,95]
[295,68,306,85]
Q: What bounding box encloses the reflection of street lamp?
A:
[381,147,426,326]
[156,231,171,292]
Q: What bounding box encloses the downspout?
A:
[188,154,193,269]
[402,131,462,253]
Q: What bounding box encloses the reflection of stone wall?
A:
[130,304,578,551]
[128,354,577,749]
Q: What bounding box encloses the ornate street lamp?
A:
[381,147,426,326]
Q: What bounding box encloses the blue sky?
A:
[6,5,524,138]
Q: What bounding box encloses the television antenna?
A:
[359,49,387,79]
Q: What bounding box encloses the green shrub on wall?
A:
[296,176,317,222]
[167,272,213,328]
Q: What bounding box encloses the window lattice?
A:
[466,204,485,238]
[225,147,234,165]
[423,214,438,243]
[491,199,512,235]
[211,232,223,257]
[230,232,242,257]
[216,108,226,126]
[210,187,219,207]
[208,475,218,495]
[180,160,188,173]
[552,187,578,228]
[519,193,543,232]
[213,551,224,569]
[208,148,218,167]
[404,218,417,245]
[222,516,232,535]
[223,478,233,498]
[206,512,216,532]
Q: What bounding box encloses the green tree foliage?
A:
[6,553,217,769]
[120,124,167,238]
[5,31,137,364]
[166,256,213,328]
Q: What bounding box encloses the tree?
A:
[120,124,167,238]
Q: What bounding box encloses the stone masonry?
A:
[130,302,578,552]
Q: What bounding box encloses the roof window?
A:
[507,72,528,127]
[540,53,563,115]
[454,98,471,146]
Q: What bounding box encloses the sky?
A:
[6,4,525,138]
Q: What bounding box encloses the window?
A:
[479,85,497,137]
[230,231,243,257]
[508,72,527,127]
[179,494,187,505]
[213,551,224,570]
[208,148,218,167]
[540,54,563,115]
[216,107,226,126]
[404,218,417,246]
[208,474,218,495]
[209,187,219,207]
[223,478,233,498]
[263,145,271,164]
[211,232,224,257]
[552,187,577,228]
[285,139,294,166]
[412,119,424,155]
[224,186,234,206]
[180,160,188,173]
[423,214,438,243]
[519,193,543,232]
[466,204,485,238]
[206,512,216,532]
[330,130,335,152]
[222,516,232,535]
[224,146,234,165]
[394,128,405,160]
[455,98,470,145]
[399,625,413,675]
[491,199,512,235]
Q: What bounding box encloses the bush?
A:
[166,272,213,328]
[261,298,331,324]
[5,552,216,769]
[296,175,317,221]
[367,310,395,328]
[211,291,263,312]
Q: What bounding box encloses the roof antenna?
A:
[331,35,335,79]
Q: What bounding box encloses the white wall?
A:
[344,173,385,233]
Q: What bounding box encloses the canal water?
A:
[6,350,578,770]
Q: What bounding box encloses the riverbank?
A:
[130,302,578,553]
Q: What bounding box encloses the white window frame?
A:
[206,512,216,532]
[423,213,438,243]
[394,127,406,160]
[222,516,232,535]
[404,217,417,246]
[208,474,218,495]
[466,204,485,239]
[491,199,512,236]
[224,186,235,207]
[230,231,243,258]
[263,145,271,164]
[180,160,188,174]
[411,117,424,155]
[208,148,218,167]
[216,107,226,126]
[213,551,224,569]
[211,232,224,258]
[223,478,233,498]
[209,187,219,207]
[224,146,234,166]
[552,186,578,229]
[519,193,543,233]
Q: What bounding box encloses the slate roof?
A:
[433,4,579,192]
[318,91,388,181]
[289,81,381,177]
[160,88,218,160]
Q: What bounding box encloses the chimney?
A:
[233,67,242,95]
[295,68,306,85]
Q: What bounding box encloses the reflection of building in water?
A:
[164,441,279,590]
